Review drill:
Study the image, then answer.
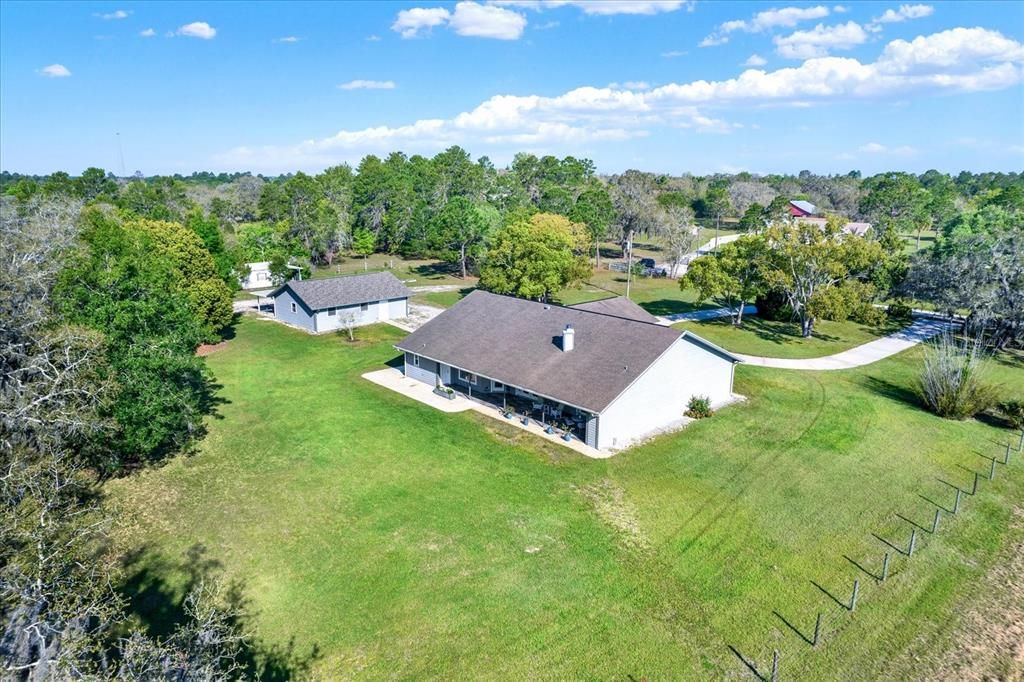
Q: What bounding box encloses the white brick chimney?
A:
[562,324,575,352]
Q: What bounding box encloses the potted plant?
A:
[559,423,573,441]
[544,423,555,435]
[432,381,456,400]
[520,411,530,426]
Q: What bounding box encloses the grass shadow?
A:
[871,532,909,556]
[857,376,921,409]
[810,579,849,610]
[843,555,882,581]
[727,645,766,681]
[918,493,954,514]
[772,610,814,646]
[119,543,320,679]
[408,262,458,280]
[642,298,704,317]
[895,512,932,534]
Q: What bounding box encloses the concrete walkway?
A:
[385,303,445,332]
[735,317,958,370]
[362,368,611,458]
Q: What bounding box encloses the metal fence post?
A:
[931,509,941,533]
[881,552,890,581]
[850,579,860,611]
[1007,443,1013,465]
[989,457,997,481]
[813,612,822,647]
[953,488,961,514]
[908,528,917,557]
[972,472,979,495]
[1018,429,1023,451]
[771,649,779,682]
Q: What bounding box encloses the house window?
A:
[328,307,337,316]
[290,302,297,313]
[412,354,420,367]
[491,381,504,392]
[459,370,477,384]
[257,272,268,281]
[360,302,369,312]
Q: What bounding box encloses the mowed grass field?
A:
[675,316,907,359]
[106,317,1024,679]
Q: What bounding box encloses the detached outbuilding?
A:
[268,271,411,334]
[395,290,741,450]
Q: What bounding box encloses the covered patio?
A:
[452,380,594,444]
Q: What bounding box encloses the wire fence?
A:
[729,429,1023,681]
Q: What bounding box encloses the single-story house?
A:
[240,261,273,290]
[395,290,741,450]
[268,271,411,333]
[789,200,818,217]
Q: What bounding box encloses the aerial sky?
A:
[2,0,1023,176]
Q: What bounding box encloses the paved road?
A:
[735,317,958,370]
[657,304,757,325]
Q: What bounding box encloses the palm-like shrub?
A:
[917,334,998,420]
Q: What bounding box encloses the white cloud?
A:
[392,3,526,40]
[774,21,867,59]
[661,50,687,58]
[212,27,1024,172]
[392,7,452,38]
[609,81,651,90]
[96,9,129,20]
[858,142,917,154]
[38,63,71,78]
[176,22,217,39]
[274,36,301,43]
[833,5,850,13]
[873,4,933,25]
[535,20,559,29]
[702,5,831,48]
[339,79,397,90]
[725,5,831,33]
[494,0,691,15]
[699,34,729,47]
[139,28,156,37]
[366,34,382,41]
[449,2,526,39]
[743,54,768,67]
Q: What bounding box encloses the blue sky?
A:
[2,1,1023,176]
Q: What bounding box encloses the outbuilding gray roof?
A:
[269,271,410,311]
[396,290,737,413]
[569,296,660,323]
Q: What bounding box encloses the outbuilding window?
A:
[328,307,337,316]
[290,302,296,313]
[360,302,369,312]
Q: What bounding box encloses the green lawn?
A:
[107,317,1024,679]
[556,269,710,316]
[411,287,475,309]
[675,316,907,359]
[311,255,469,287]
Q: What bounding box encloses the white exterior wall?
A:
[240,262,273,290]
[597,336,735,449]
[313,298,407,332]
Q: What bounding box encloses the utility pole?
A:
[624,229,634,300]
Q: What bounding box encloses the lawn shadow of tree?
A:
[119,543,321,680]
[856,376,921,409]
[642,298,704,317]
[408,262,459,280]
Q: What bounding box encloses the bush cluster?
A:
[685,395,714,419]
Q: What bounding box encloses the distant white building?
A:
[240,261,273,290]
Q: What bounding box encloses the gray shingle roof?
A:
[569,296,660,323]
[396,290,692,413]
[270,271,410,311]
